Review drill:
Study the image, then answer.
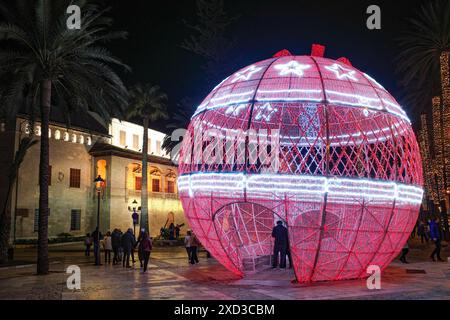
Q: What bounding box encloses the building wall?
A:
[12,121,100,239]
[109,119,168,157]
[9,118,186,240]
[101,155,185,238]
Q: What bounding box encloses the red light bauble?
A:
[178,48,423,282]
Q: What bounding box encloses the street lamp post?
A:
[132,199,139,236]
[94,175,105,266]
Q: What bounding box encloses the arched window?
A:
[79,135,84,144]
[87,136,92,146]
[54,130,61,140]
[64,132,70,141]
[72,133,77,143]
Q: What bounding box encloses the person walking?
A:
[92,227,103,265]
[84,233,92,257]
[135,229,145,268]
[399,241,409,263]
[190,232,200,265]
[272,220,288,269]
[429,218,444,262]
[103,231,113,264]
[140,232,153,273]
[121,228,136,268]
[184,230,192,263]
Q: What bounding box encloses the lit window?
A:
[119,130,126,146]
[87,137,92,145]
[70,168,81,188]
[152,179,160,192]
[35,126,41,136]
[135,176,142,191]
[133,134,139,150]
[55,130,61,140]
[147,139,152,153]
[79,135,84,144]
[156,141,161,154]
[64,132,70,141]
[72,134,77,143]
[167,180,175,193]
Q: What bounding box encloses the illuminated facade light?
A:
[231,65,263,83]
[274,61,311,77]
[325,63,358,81]
[179,50,423,283]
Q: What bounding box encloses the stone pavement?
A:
[0,240,449,300]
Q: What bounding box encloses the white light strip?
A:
[178,172,423,204]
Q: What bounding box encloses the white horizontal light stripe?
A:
[178,172,423,205]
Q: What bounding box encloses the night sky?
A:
[105,0,427,132]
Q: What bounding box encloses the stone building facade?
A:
[1,116,185,240]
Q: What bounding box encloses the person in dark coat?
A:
[417,221,428,244]
[168,223,175,240]
[91,227,103,265]
[272,220,289,268]
[429,218,444,262]
[121,228,136,268]
[111,229,121,265]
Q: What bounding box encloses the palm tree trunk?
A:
[0,179,14,264]
[37,79,51,275]
[141,116,149,233]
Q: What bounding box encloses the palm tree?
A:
[0,136,37,264]
[396,0,450,111]
[0,0,129,274]
[127,84,168,233]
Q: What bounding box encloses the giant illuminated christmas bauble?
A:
[177,46,423,282]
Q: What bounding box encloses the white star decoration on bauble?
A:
[274,61,311,77]
[231,65,263,83]
[325,63,358,81]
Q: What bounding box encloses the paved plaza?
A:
[0,240,449,300]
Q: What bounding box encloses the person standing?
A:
[130,229,137,265]
[168,223,175,240]
[184,230,192,263]
[175,224,181,240]
[103,231,113,264]
[140,232,153,273]
[111,229,121,265]
[272,220,288,269]
[418,221,428,244]
[429,218,444,262]
[121,228,136,268]
[399,241,409,263]
[84,233,92,256]
[92,227,103,265]
[190,232,200,264]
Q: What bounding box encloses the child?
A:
[84,233,92,256]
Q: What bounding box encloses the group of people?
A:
[399,217,445,263]
[160,223,183,240]
[84,227,153,273]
